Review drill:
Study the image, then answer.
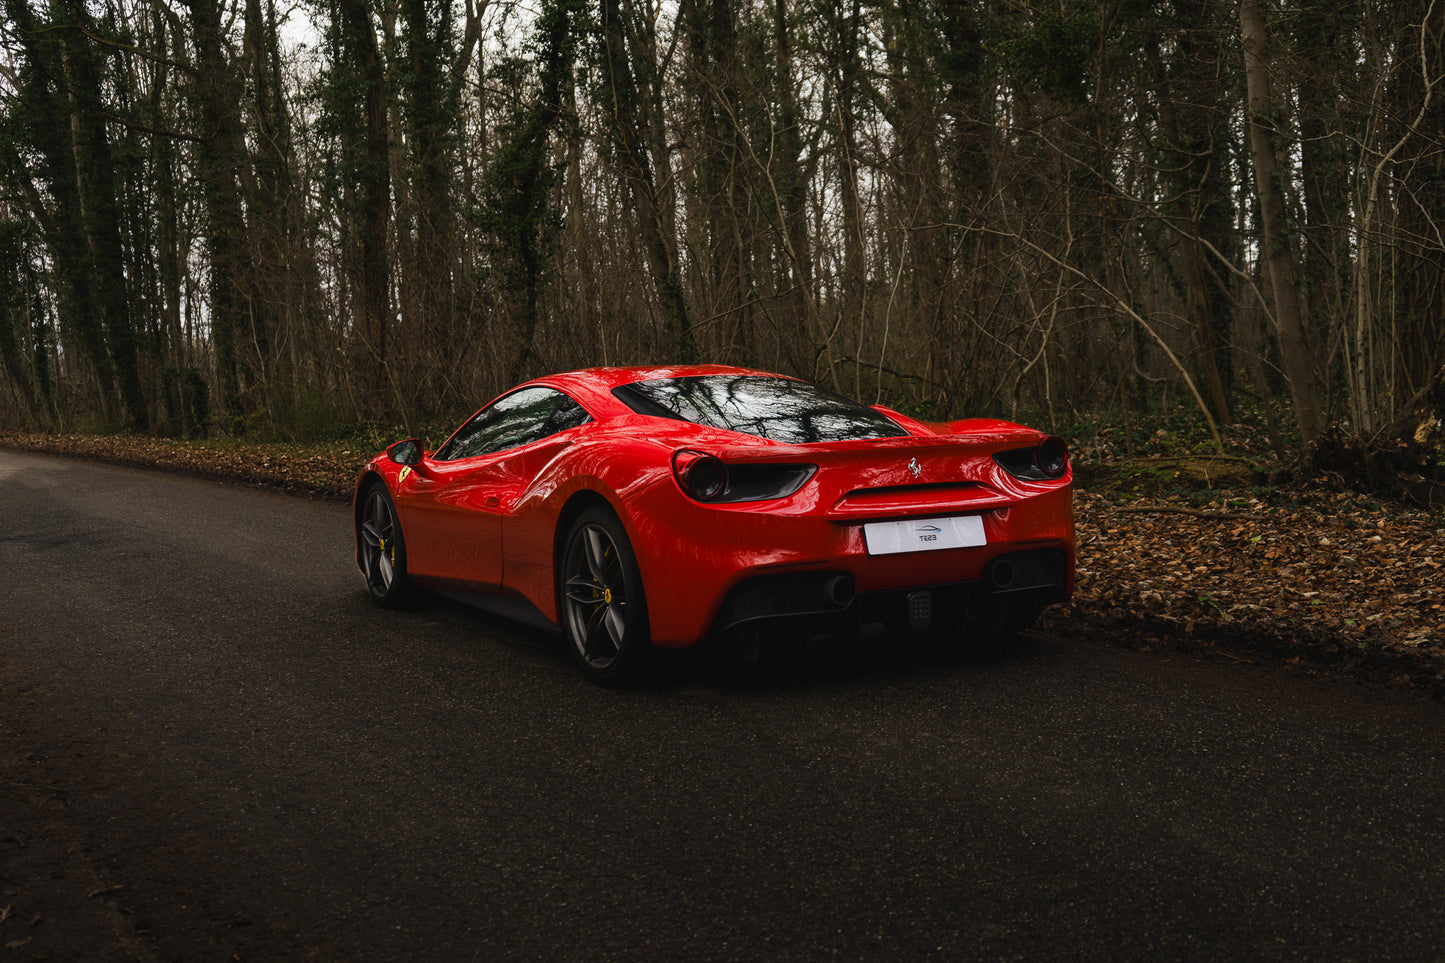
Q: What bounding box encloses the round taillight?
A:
[1034,436,1069,478]
[673,450,728,501]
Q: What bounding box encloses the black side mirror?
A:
[387,438,425,467]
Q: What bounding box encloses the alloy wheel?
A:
[562,522,630,670]
[360,488,398,597]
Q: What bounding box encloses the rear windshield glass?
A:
[612,375,907,444]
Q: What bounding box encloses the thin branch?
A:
[18,21,196,76]
[104,111,203,144]
[950,221,1224,453]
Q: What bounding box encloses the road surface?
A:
[2,449,1443,960]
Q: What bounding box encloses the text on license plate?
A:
[862,515,987,555]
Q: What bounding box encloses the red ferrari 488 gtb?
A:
[355,365,1074,683]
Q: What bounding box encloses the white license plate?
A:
[863,515,987,555]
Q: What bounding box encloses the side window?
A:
[547,395,590,433]
[436,388,590,461]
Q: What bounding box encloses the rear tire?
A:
[558,506,651,685]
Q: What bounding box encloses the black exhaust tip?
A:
[824,574,856,608]
[990,560,1016,590]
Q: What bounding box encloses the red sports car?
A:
[354,365,1074,683]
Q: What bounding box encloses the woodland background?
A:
[0,0,1442,462]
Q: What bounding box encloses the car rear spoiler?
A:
[707,426,1046,465]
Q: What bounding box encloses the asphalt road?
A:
[2,449,1444,961]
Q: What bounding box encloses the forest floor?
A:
[2,427,1441,698]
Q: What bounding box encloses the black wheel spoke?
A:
[585,604,612,657]
[603,603,625,648]
[565,575,605,605]
[583,527,609,582]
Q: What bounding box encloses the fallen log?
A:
[1298,364,1445,508]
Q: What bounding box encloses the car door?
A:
[399,387,588,590]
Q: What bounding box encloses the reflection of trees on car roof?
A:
[614,376,906,444]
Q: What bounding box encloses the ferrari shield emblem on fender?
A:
[399,466,412,483]
[908,457,921,479]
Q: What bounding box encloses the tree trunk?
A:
[485,0,579,384]
[1240,0,1323,445]
[187,0,254,423]
[771,0,821,376]
[0,225,40,425]
[684,0,751,361]
[831,0,866,393]
[400,0,458,395]
[1294,0,1351,370]
[1152,0,1235,425]
[599,0,695,361]
[336,0,392,401]
[881,0,951,407]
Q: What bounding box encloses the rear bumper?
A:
[626,475,1074,647]
[709,547,1070,639]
